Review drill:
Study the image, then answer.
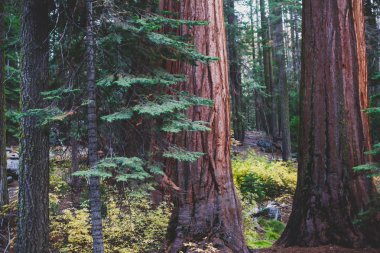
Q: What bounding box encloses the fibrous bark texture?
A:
[277,0,376,248]
[160,1,248,252]
[85,0,105,252]
[0,0,8,207]
[17,0,50,251]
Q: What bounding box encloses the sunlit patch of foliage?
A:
[232,150,297,203]
[50,193,171,253]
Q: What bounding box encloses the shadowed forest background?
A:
[0,0,379,252]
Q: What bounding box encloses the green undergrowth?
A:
[232,150,297,203]
[49,162,171,253]
[232,150,297,249]
[244,213,286,249]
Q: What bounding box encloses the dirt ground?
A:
[232,131,283,159]
[251,245,380,253]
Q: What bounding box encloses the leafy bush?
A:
[232,153,293,249]
[50,194,171,253]
[232,151,297,203]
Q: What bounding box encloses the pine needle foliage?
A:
[71,0,215,182]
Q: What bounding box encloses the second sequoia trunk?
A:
[277,0,377,248]
[161,0,248,252]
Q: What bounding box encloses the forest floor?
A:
[2,131,379,252]
[232,130,283,159]
[252,245,380,253]
[237,131,380,253]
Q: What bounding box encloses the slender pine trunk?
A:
[85,0,105,252]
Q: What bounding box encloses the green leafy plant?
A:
[50,193,171,253]
[232,151,297,203]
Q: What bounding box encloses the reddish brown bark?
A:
[160,1,248,252]
[277,0,377,248]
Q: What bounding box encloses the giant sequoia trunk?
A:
[0,0,8,207]
[16,0,50,251]
[85,0,105,252]
[277,0,377,248]
[271,1,291,161]
[225,0,245,142]
[160,1,248,252]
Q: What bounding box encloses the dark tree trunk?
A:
[271,1,291,161]
[254,0,268,132]
[225,0,245,142]
[16,0,50,252]
[0,0,8,207]
[290,6,301,87]
[85,0,105,252]
[250,0,265,132]
[260,0,278,138]
[161,1,248,252]
[277,0,377,248]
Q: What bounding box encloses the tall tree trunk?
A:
[16,0,50,251]
[277,0,377,247]
[161,1,248,252]
[85,0,105,252]
[225,0,245,142]
[255,0,269,132]
[0,0,8,207]
[290,5,301,87]
[271,1,291,161]
[260,0,277,138]
[251,0,264,131]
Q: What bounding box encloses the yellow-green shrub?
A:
[232,150,297,203]
[50,194,171,253]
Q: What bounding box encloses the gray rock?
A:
[252,202,282,221]
[257,140,275,153]
[6,149,19,178]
